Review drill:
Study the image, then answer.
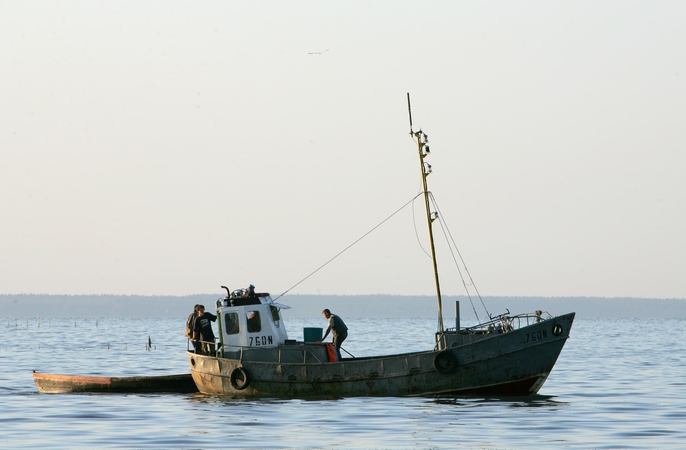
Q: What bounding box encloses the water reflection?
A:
[433,394,566,408]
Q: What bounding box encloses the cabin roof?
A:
[227,293,271,307]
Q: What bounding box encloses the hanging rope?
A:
[411,192,433,260]
[429,192,490,321]
[273,193,423,301]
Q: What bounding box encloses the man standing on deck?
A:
[321,309,348,361]
[192,305,217,356]
[185,304,199,346]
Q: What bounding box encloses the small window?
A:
[270,305,280,321]
[270,305,281,328]
[224,312,240,335]
[247,311,261,333]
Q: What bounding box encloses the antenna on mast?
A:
[407,93,444,333]
[407,92,414,134]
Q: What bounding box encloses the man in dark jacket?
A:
[321,309,348,361]
[192,304,217,355]
[185,304,199,341]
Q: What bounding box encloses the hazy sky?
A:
[2,1,685,298]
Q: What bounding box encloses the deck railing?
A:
[444,310,554,334]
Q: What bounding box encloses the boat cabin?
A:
[215,287,290,350]
[209,286,337,364]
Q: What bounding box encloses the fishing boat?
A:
[33,371,197,394]
[187,96,575,397]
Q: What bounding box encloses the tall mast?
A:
[407,93,444,333]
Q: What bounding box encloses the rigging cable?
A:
[411,190,433,260]
[429,192,490,321]
[274,193,423,301]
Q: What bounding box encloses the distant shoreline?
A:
[2,294,685,319]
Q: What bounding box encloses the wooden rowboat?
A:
[33,371,198,394]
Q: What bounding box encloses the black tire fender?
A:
[433,350,458,374]
[230,367,250,390]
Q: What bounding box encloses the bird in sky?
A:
[308,49,329,55]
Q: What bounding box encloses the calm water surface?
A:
[1,316,684,449]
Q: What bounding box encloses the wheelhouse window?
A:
[270,305,281,327]
[247,311,261,333]
[224,312,240,335]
